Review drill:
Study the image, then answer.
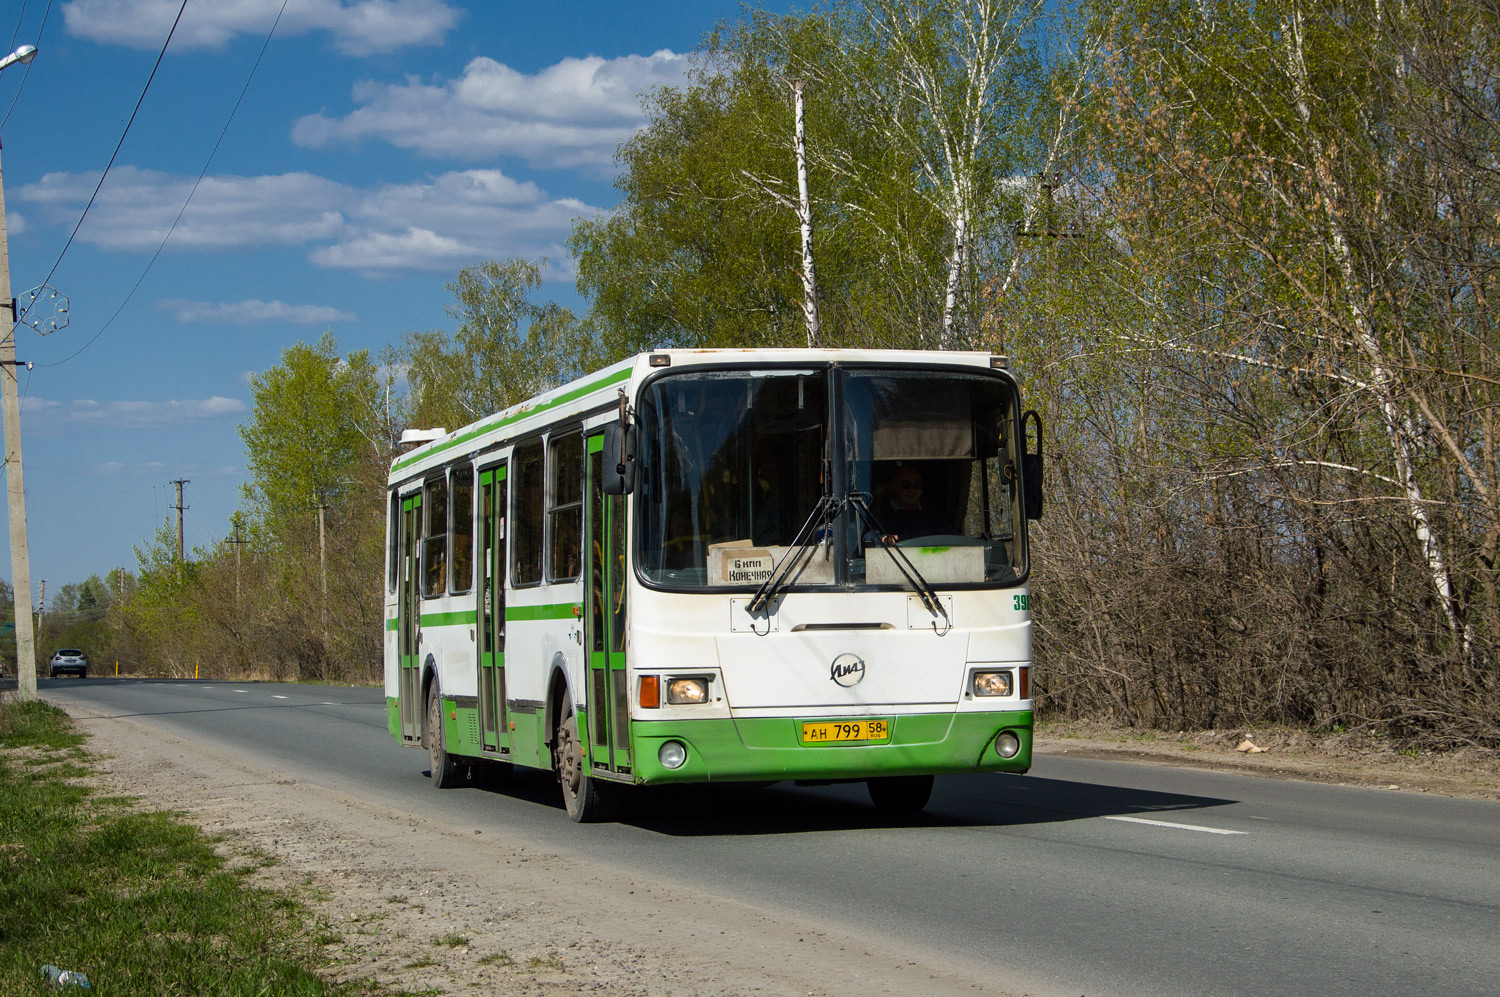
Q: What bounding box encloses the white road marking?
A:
[234,689,247,694]
[1105,815,1247,835]
[271,694,289,700]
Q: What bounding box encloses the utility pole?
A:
[0,65,38,700]
[1014,173,1083,241]
[226,521,247,607]
[171,479,190,563]
[314,491,329,665]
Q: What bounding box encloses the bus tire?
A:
[554,690,613,822]
[867,774,933,813]
[425,684,467,789]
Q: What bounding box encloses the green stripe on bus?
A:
[587,435,604,454]
[420,611,478,627]
[629,711,1034,785]
[392,365,632,473]
[385,618,398,631]
[506,603,580,622]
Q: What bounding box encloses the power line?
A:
[6,0,30,57]
[40,0,291,369]
[35,0,189,294]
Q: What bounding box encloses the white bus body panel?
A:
[631,587,1031,713]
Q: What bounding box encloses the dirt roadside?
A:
[1035,720,1500,801]
[57,702,1033,997]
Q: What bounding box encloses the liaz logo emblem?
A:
[830,653,866,688]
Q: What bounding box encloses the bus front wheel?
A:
[867,774,933,814]
[425,685,467,789]
[554,690,613,822]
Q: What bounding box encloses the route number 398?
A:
[1013,594,1030,611]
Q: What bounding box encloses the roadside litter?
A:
[40,965,91,989]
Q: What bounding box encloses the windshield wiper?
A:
[846,492,951,632]
[746,494,838,615]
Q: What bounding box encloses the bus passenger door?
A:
[478,466,509,754]
[586,434,630,775]
[398,493,422,744]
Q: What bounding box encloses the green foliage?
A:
[571,1,1042,354]
[239,331,388,528]
[400,258,602,430]
[113,519,202,672]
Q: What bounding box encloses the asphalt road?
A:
[36,677,1500,997]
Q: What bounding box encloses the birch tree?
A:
[571,9,948,354]
[1013,0,1500,739]
[860,0,1044,347]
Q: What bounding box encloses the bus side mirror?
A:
[1022,409,1043,520]
[602,421,637,495]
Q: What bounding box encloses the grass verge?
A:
[0,699,378,996]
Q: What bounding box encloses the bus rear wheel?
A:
[426,685,468,789]
[554,691,613,822]
[867,774,933,814]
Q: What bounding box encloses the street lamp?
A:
[0,45,36,72]
[1,43,39,700]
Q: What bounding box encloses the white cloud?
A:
[63,0,462,56]
[21,167,346,252]
[5,211,25,236]
[293,50,691,172]
[160,298,357,325]
[22,395,248,429]
[17,166,595,276]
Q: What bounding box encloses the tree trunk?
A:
[792,79,821,348]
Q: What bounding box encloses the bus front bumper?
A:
[627,710,1032,785]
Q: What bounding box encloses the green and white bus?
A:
[384,348,1043,821]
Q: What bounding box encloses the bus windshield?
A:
[636,365,1026,590]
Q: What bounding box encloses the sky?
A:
[0,0,791,605]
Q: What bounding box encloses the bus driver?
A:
[866,464,952,545]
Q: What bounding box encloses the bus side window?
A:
[421,474,448,598]
[548,433,584,581]
[451,467,474,594]
[513,441,545,585]
[386,490,400,593]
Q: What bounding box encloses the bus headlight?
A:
[659,741,688,769]
[994,730,1022,758]
[666,677,710,705]
[972,670,1013,697]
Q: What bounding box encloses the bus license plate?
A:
[801,719,891,744]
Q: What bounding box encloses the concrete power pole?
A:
[171,479,190,562]
[0,130,39,701]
